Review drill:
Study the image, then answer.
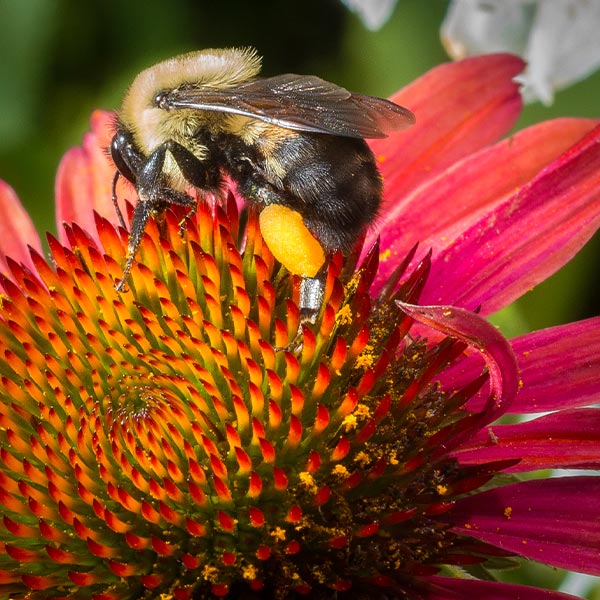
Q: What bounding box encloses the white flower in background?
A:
[340,0,398,30]
[441,0,600,104]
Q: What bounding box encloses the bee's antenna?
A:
[111,171,127,229]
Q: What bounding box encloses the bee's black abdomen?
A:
[229,132,382,254]
[299,135,381,252]
[278,134,381,252]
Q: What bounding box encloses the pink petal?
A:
[453,408,600,471]
[446,476,600,575]
[370,53,524,205]
[397,302,519,425]
[0,180,42,278]
[372,118,598,290]
[420,124,600,313]
[415,575,583,600]
[55,110,128,244]
[447,317,600,414]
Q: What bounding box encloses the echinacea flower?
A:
[1,53,600,600]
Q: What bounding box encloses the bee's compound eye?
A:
[259,205,325,278]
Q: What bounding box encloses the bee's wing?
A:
[160,74,415,139]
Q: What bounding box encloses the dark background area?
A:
[0,0,598,335]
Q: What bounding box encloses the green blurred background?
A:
[0,0,599,337]
[0,1,599,597]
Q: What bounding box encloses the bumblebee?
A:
[110,47,414,315]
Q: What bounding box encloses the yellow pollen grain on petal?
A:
[259,204,325,277]
[336,304,352,326]
[504,506,513,519]
[380,249,391,262]
[271,527,287,542]
[242,564,258,580]
[298,472,317,494]
[436,485,448,496]
[332,465,348,478]
[202,565,219,581]
[342,414,357,431]
[355,344,375,369]
[354,451,370,467]
[354,404,371,419]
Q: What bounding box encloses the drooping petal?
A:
[453,408,600,471]
[397,302,519,424]
[446,476,600,575]
[0,180,42,279]
[369,53,524,230]
[448,317,600,414]
[55,110,127,244]
[414,574,583,600]
[372,118,598,289]
[420,124,600,313]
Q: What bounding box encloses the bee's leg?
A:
[114,199,152,292]
[239,179,331,326]
[114,187,197,292]
[272,273,327,353]
[177,205,197,238]
[160,140,222,235]
[114,143,198,292]
[299,275,325,325]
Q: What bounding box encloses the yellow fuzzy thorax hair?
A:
[119,47,262,151]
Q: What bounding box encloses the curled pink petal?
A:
[444,317,600,415]
[446,476,600,575]
[397,302,519,422]
[0,180,42,279]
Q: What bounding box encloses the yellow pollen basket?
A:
[259,205,325,278]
